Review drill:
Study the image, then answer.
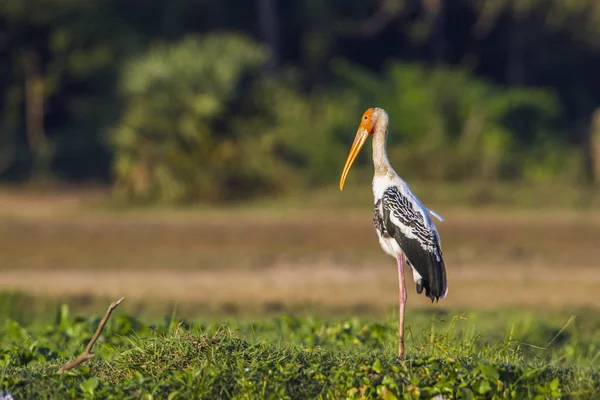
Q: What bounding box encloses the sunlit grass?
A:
[1,298,598,398]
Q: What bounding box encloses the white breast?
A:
[376,228,401,258]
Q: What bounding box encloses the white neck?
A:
[372,116,392,176]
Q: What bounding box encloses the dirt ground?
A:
[1,189,599,314]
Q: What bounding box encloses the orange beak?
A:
[339,127,370,191]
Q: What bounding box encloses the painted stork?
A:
[339,107,448,359]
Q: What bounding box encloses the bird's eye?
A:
[363,116,368,120]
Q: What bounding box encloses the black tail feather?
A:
[413,253,447,303]
[409,256,447,302]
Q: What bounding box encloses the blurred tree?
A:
[1,0,600,194]
[0,0,142,181]
[257,0,281,72]
[110,34,270,203]
[0,127,16,176]
[334,58,573,183]
[21,50,52,180]
[246,73,359,187]
[467,0,600,182]
[590,108,600,185]
[0,0,61,180]
[110,33,360,204]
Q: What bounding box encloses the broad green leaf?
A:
[473,379,492,395]
[79,377,99,395]
[372,359,384,374]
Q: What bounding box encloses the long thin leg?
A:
[397,254,407,359]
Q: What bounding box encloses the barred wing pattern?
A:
[373,199,388,239]
[380,186,447,301]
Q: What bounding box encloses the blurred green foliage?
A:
[109,34,359,203]
[109,33,576,203]
[2,0,600,202]
[110,34,272,203]
[334,60,576,184]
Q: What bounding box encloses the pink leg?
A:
[397,254,407,359]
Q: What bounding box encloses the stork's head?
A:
[339,108,379,191]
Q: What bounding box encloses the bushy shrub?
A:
[110,33,273,203]
[109,33,358,204]
[333,59,579,183]
[109,33,581,205]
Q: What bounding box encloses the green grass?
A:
[1,297,599,399]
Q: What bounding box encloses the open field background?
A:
[1,187,600,317]
[1,188,600,398]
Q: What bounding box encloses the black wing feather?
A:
[373,199,390,238]
[380,186,447,302]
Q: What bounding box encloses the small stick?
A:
[57,296,125,374]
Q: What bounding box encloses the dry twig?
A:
[57,296,125,374]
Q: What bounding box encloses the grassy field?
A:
[1,187,600,398]
[1,303,598,398]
